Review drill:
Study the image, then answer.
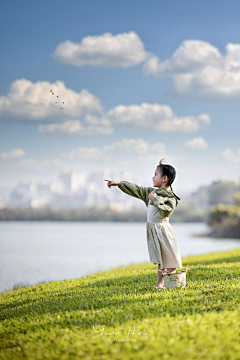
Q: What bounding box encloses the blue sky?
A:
[1,0,240,193]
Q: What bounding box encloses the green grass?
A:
[1,248,240,359]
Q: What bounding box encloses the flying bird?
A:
[50,90,52,92]
[61,108,63,109]
[57,96,58,98]
[62,102,64,103]
[55,102,57,103]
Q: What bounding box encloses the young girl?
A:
[104,158,182,290]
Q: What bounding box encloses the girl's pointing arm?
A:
[118,180,153,207]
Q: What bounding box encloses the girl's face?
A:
[152,168,169,188]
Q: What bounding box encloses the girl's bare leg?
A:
[156,265,166,288]
[156,266,177,288]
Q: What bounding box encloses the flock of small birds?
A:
[50,90,65,109]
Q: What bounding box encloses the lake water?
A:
[0,221,240,294]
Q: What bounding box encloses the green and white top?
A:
[118,181,182,267]
[118,180,178,220]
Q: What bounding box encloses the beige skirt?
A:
[146,219,182,268]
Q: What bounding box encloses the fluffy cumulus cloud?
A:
[53,31,150,68]
[184,136,208,149]
[0,79,103,120]
[63,138,165,160]
[143,40,240,102]
[0,148,25,159]
[38,103,210,135]
[38,115,114,135]
[0,79,211,135]
[102,103,210,132]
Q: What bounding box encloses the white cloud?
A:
[18,157,64,171]
[53,31,150,68]
[184,136,208,149]
[63,138,165,160]
[221,148,240,164]
[1,138,165,177]
[0,79,211,135]
[65,147,102,160]
[0,79,103,120]
[37,102,210,135]
[0,148,25,159]
[102,103,210,132]
[38,115,114,135]
[143,40,222,76]
[102,137,165,155]
[143,40,240,102]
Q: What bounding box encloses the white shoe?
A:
[156,286,166,290]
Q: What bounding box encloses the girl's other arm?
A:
[150,196,177,217]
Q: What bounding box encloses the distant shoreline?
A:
[0,207,206,223]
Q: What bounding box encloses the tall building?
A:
[58,171,85,193]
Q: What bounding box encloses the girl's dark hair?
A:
[157,158,181,201]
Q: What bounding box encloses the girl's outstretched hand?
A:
[104,179,121,188]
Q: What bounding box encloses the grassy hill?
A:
[1,248,240,359]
